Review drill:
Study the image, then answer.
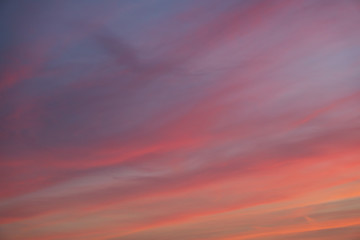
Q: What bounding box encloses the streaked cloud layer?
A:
[1,1,359,239]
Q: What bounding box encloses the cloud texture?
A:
[1,0,360,239]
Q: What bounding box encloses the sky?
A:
[0,0,360,239]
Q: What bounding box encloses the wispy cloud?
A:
[1,0,360,239]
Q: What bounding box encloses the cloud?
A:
[1,0,360,239]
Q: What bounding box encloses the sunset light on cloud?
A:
[1,1,360,240]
